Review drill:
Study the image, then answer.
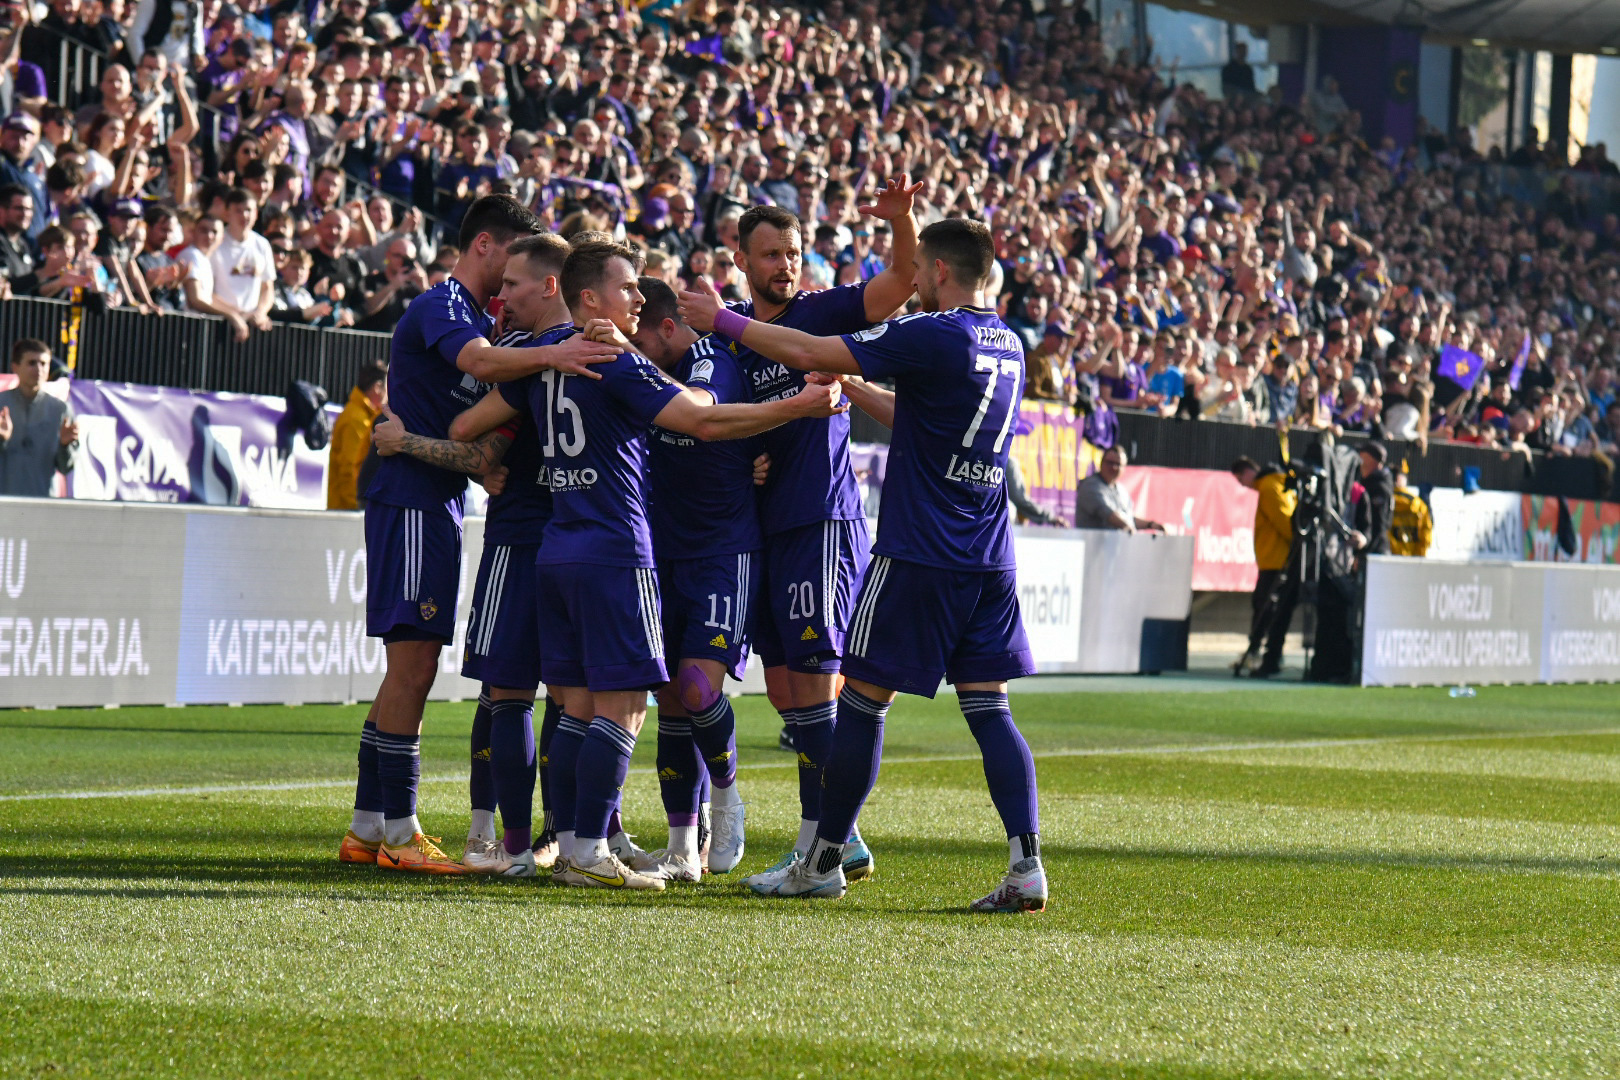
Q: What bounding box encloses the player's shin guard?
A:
[656,714,703,826]
[469,691,496,839]
[537,696,560,830]
[689,694,739,789]
[548,714,590,838]
[575,718,637,842]
[376,730,422,845]
[793,700,837,820]
[959,691,1041,865]
[490,698,536,855]
[814,687,890,850]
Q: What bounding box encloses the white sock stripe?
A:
[839,688,890,717]
[557,716,592,737]
[657,719,692,734]
[589,718,638,754]
[796,701,837,726]
[691,695,729,725]
[373,744,422,756]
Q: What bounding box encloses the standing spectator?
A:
[0,183,35,289]
[1221,42,1256,102]
[308,210,366,304]
[177,215,250,342]
[1389,472,1433,557]
[0,112,44,240]
[211,188,276,332]
[1074,446,1163,532]
[1230,456,1298,678]
[1352,441,1395,557]
[0,339,77,497]
[327,360,385,510]
[136,205,185,311]
[356,235,426,332]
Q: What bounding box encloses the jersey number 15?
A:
[538,370,585,458]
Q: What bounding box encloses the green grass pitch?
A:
[4,679,1620,1079]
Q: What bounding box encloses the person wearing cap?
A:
[98,197,160,314]
[0,112,44,239]
[1352,441,1394,557]
[1023,319,1073,403]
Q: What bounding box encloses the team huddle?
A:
[337,184,1048,912]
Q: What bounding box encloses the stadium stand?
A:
[3,0,1619,497]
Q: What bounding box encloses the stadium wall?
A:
[0,503,1196,708]
[1362,556,1620,685]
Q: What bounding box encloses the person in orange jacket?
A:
[327,361,387,510]
[1231,455,1297,677]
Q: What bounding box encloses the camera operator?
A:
[1351,442,1395,559]
[1230,456,1297,678]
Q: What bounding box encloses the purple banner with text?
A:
[64,381,333,509]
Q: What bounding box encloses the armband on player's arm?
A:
[713,308,862,376]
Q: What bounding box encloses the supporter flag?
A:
[1507,331,1531,390]
[686,33,725,62]
[1439,344,1485,390]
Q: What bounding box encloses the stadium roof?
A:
[1152,0,1620,55]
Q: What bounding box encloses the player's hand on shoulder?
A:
[371,405,405,455]
[548,328,620,379]
[677,276,722,333]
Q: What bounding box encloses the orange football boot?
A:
[376,832,466,874]
[338,830,381,865]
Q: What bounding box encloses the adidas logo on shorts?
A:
[800,626,819,641]
[710,633,726,648]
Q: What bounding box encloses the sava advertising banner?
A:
[64,381,333,509]
[1116,465,1259,591]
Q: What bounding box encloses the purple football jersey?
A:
[842,307,1023,571]
[522,327,683,568]
[718,283,872,534]
[483,325,567,546]
[649,334,763,559]
[365,276,492,521]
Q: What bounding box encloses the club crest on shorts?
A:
[420,598,438,621]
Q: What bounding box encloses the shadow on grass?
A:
[4,832,1618,909]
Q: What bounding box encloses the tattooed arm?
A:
[372,405,512,475]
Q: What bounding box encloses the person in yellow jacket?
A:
[1231,456,1297,677]
[1389,472,1432,556]
[327,362,388,510]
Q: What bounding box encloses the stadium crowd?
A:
[2,0,1619,469]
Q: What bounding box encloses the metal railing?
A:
[2,295,389,396]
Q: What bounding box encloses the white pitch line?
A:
[4,726,1620,803]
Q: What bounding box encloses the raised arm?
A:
[679,278,862,376]
[372,403,512,474]
[858,174,924,322]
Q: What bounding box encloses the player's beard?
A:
[917,278,940,312]
[748,269,797,306]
